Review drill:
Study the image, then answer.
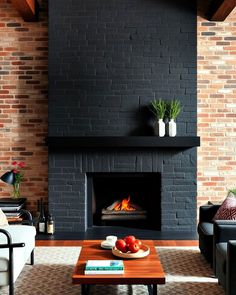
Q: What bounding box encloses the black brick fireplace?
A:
[48,147,198,232]
[48,0,198,234]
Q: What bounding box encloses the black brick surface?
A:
[49,149,197,232]
[49,0,196,137]
[48,0,197,232]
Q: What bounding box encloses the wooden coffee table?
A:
[72,240,165,295]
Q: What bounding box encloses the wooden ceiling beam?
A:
[10,0,39,22]
[208,0,236,21]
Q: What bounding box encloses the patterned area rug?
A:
[1,246,224,295]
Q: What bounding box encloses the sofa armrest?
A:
[0,228,26,293]
[0,228,25,248]
[0,242,25,249]
[199,205,220,223]
[214,220,236,244]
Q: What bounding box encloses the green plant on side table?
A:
[150,99,166,137]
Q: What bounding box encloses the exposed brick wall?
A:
[0,0,48,213]
[197,9,236,208]
[2,0,236,223]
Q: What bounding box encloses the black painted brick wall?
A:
[48,0,197,232]
[49,0,196,136]
[49,149,197,232]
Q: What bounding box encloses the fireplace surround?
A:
[48,0,198,234]
[48,146,198,232]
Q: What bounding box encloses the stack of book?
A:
[0,198,26,220]
[85,260,124,275]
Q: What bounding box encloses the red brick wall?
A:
[0,0,48,213]
[197,9,236,208]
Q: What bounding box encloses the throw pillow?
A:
[0,208,8,226]
[213,192,236,220]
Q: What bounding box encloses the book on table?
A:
[0,198,26,212]
[0,198,26,205]
[85,260,124,275]
[4,211,23,217]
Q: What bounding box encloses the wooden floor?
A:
[36,240,198,247]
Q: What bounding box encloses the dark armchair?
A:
[213,220,236,295]
[197,204,220,264]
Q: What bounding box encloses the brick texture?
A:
[48,0,197,232]
[3,0,234,225]
[197,9,236,208]
[49,150,197,232]
[49,0,196,137]
[0,0,48,213]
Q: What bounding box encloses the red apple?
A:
[129,241,140,253]
[135,239,142,248]
[115,239,128,253]
[124,235,136,246]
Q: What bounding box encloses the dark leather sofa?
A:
[214,221,236,295]
[197,204,220,264]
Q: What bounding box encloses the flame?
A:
[113,196,136,211]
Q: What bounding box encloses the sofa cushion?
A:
[0,225,36,285]
[0,209,8,226]
[216,242,227,257]
[198,222,213,235]
[213,192,236,221]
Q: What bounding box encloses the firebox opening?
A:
[87,172,161,230]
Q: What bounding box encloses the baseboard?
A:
[36,226,198,240]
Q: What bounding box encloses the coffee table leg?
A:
[153,284,157,294]
[147,284,158,295]
[81,284,90,295]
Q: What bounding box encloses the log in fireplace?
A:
[101,196,147,222]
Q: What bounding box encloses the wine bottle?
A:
[34,199,40,230]
[36,199,40,218]
[38,199,46,233]
[47,213,54,235]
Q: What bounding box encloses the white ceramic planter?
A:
[154,119,165,137]
[168,119,177,137]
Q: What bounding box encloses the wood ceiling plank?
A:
[208,0,236,21]
[10,0,39,22]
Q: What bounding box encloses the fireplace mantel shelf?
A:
[46,136,200,149]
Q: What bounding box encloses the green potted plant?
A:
[166,99,181,137]
[229,189,236,196]
[150,99,166,137]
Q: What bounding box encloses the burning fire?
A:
[113,196,136,211]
